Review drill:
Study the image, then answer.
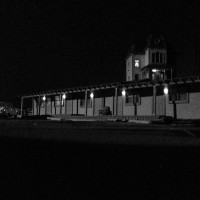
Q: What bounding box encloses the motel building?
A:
[21,34,200,120]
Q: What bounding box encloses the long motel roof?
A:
[21,76,200,98]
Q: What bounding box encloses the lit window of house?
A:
[135,60,140,68]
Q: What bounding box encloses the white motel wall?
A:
[25,77,200,120]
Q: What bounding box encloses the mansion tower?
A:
[126,34,173,81]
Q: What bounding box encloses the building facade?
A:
[21,34,200,120]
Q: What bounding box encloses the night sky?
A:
[1,0,200,106]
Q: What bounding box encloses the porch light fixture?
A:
[164,87,169,95]
[122,89,126,96]
[62,93,66,100]
[42,95,46,101]
[152,69,157,73]
[90,92,94,99]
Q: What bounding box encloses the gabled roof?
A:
[146,33,167,49]
[127,33,167,57]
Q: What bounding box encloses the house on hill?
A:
[126,33,173,81]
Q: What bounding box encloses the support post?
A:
[122,96,124,116]
[134,104,137,116]
[85,89,88,116]
[115,87,118,115]
[21,97,24,118]
[92,97,95,116]
[44,97,47,115]
[77,99,78,115]
[153,86,157,115]
[60,93,62,115]
[164,91,168,116]
[32,98,34,116]
[164,95,166,116]
[51,97,52,115]
[71,92,73,115]
[173,101,177,120]
[38,96,41,116]
[65,95,67,115]
[133,95,137,116]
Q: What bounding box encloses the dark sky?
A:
[1,0,200,105]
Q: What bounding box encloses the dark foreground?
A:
[1,120,200,199]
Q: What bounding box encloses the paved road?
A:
[1,120,200,199]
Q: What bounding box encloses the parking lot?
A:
[1,119,200,199]
[0,119,200,146]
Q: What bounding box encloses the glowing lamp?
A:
[62,93,66,100]
[164,87,169,95]
[152,69,157,73]
[42,95,46,101]
[90,92,94,99]
[122,89,126,96]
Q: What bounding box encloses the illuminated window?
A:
[135,60,140,68]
